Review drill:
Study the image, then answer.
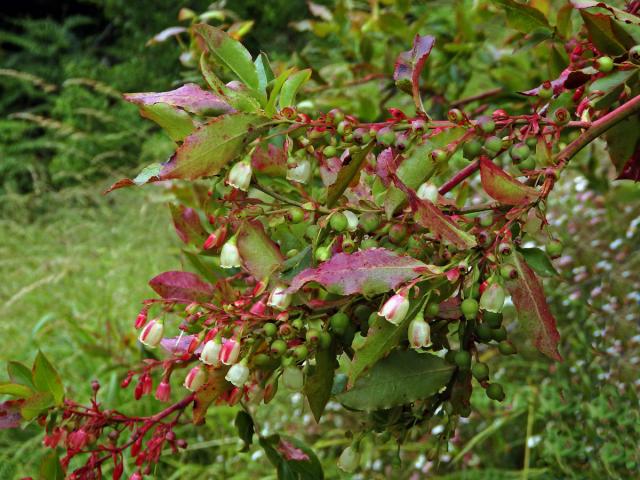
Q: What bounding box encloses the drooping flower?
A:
[408,313,431,349]
[225,361,250,387]
[183,366,206,392]
[343,210,359,231]
[220,236,241,269]
[479,280,506,313]
[417,182,439,203]
[379,293,410,325]
[200,339,222,366]
[337,446,360,473]
[227,160,252,191]
[267,285,292,311]
[286,159,311,184]
[155,380,171,402]
[138,320,164,348]
[219,338,241,365]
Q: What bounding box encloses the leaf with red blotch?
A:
[520,69,590,96]
[393,34,435,113]
[149,271,214,303]
[0,400,22,429]
[480,156,539,205]
[106,113,267,192]
[288,248,434,296]
[277,439,310,461]
[170,204,207,245]
[505,253,562,361]
[193,368,232,425]
[617,147,640,181]
[409,196,477,250]
[251,143,287,177]
[580,11,626,55]
[124,83,234,116]
[605,116,640,181]
[236,220,284,281]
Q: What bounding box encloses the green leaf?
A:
[588,69,637,95]
[193,24,260,91]
[266,68,294,116]
[492,0,551,33]
[303,342,338,422]
[200,53,262,113]
[580,11,626,55]
[7,361,35,389]
[0,383,33,398]
[255,52,275,96]
[134,102,194,142]
[604,116,640,174]
[39,451,65,480]
[519,247,559,277]
[133,163,162,186]
[326,144,374,207]
[337,350,455,411]
[235,411,255,451]
[237,220,284,281]
[20,391,54,420]
[279,69,312,109]
[32,351,64,405]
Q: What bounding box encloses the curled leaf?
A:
[393,34,435,113]
[124,83,233,116]
[480,156,539,205]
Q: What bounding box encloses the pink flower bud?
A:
[183,366,206,392]
[219,338,241,365]
[135,307,148,329]
[286,159,311,183]
[282,366,304,391]
[225,361,250,387]
[479,280,506,313]
[138,320,164,348]
[67,429,89,451]
[200,339,222,366]
[408,313,431,349]
[227,160,252,191]
[379,293,410,325]
[220,237,241,269]
[249,299,267,315]
[155,381,171,402]
[267,285,292,311]
[203,232,217,250]
[129,472,143,480]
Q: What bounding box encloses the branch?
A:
[542,94,640,197]
[439,159,480,195]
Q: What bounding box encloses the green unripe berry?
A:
[293,344,309,360]
[336,120,352,136]
[305,224,319,240]
[595,56,614,73]
[376,127,396,147]
[431,149,448,162]
[388,223,408,244]
[491,326,508,342]
[353,128,371,144]
[510,142,530,163]
[288,207,305,224]
[353,304,372,323]
[315,245,331,262]
[306,328,320,344]
[475,323,493,342]
[526,136,537,148]
[330,312,350,335]
[462,139,483,160]
[483,311,503,328]
[538,86,553,100]
[454,350,472,370]
[552,107,570,125]
[448,108,464,123]
[546,239,563,257]
[460,298,479,320]
[323,145,337,157]
[472,362,490,381]
[484,136,503,155]
[444,349,456,364]
[499,264,518,280]
[330,109,345,124]
[426,302,440,318]
[291,319,303,330]
[330,212,349,232]
[486,382,505,401]
[518,156,536,171]
[478,116,496,134]
[253,353,271,367]
[479,213,494,227]
[360,237,378,250]
[498,341,517,355]
[359,212,381,233]
[263,322,277,337]
[318,331,332,349]
[286,249,299,258]
[270,339,287,356]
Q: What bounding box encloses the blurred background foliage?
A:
[1,0,639,479]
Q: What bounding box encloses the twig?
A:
[439,160,480,195]
[450,87,504,108]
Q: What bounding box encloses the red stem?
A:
[439,159,480,195]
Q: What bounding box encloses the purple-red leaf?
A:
[505,253,562,361]
[149,271,214,303]
[520,69,590,96]
[277,440,310,461]
[617,145,640,182]
[288,248,433,296]
[393,34,435,113]
[161,335,198,356]
[0,400,22,429]
[170,204,207,245]
[480,156,539,205]
[409,196,477,250]
[124,83,233,116]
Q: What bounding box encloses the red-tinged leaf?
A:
[32,351,64,405]
[0,400,22,429]
[288,248,433,296]
[480,156,539,205]
[393,34,435,113]
[124,83,233,116]
[571,1,640,25]
[605,116,640,180]
[251,143,287,176]
[277,439,309,461]
[106,113,266,192]
[303,341,338,422]
[193,368,232,425]
[21,391,54,420]
[236,220,284,280]
[579,11,626,55]
[259,435,324,479]
[492,0,551,33]
[520,69,590,96]
[326,144,374,207]
[170,204,207,245]
[409,196,477,249]
[505,253,562,361]
[149,271,214,303]
[617,145,640,182]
